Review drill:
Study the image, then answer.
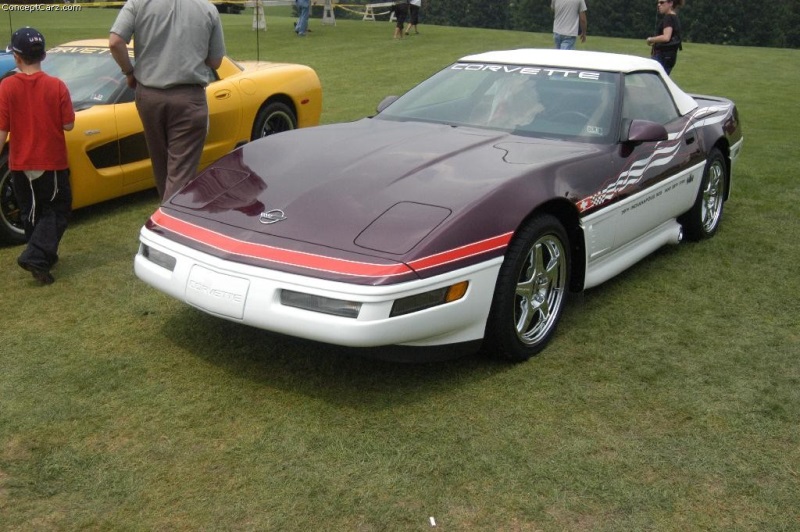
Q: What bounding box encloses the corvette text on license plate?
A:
[186,266,250,319]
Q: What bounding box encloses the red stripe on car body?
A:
[150,209,510,279]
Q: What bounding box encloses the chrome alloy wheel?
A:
[513,234,568,346]
[701,157,725,234]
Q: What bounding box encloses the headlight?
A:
[141,244,176,272]
[280,290,362,318]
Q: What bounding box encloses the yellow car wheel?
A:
[0,153,26,245]
[251,101,297,141]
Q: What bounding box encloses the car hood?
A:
[157,119,599,281]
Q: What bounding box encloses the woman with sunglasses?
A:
[646,0,684,74]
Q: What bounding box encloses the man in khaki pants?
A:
[109,0,226,201]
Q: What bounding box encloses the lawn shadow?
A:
[52,188,160,279]
[161,306,515,409]
[156,239,705,409]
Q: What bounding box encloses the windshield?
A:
[377,62,621,142]
[42,46,129,107]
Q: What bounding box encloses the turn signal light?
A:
[390,281,469,317]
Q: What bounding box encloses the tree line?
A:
[345,0,800,49]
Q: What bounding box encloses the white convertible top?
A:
[460,48,698,116]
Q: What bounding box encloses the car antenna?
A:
[255,13,261,62]
[252,2,264,62]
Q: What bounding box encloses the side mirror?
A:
[623,119,669,144]
[376,95,399,114]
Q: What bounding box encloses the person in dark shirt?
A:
[647,0,683,74]
[392,1,409,40]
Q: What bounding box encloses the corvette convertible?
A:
[135,49,743,362]
[0,39,322,244]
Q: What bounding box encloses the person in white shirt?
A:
[551,0,587,50]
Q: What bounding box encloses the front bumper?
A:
[134,227,502,348]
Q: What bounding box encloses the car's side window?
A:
[622,72,680,125]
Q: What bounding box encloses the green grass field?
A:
[1,7,798,530]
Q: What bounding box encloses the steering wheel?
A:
[98,76,122,87]
[551,110,590,125]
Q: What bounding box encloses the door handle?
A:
[214,90,232,100]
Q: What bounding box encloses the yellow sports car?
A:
[0,39,322,244]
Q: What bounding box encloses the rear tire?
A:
[680,148,727,241]
[0,152,26,245]
[251,101,297,141]
[484,214,570,362]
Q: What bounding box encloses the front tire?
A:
[250,101,297,141]
[0,152,26,245]
[484,214,570,362]
[680,148,727,241]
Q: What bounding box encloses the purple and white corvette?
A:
[134,49,743,362]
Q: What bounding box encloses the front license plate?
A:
[185,266,250,319]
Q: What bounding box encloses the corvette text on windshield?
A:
[452,63,601,80]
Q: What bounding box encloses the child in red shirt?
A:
[0,27,75,284]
